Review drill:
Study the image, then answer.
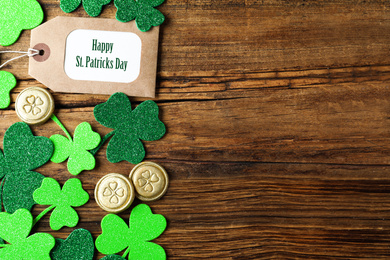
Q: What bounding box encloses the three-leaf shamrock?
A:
[0,0,44,46]
[50,122,101,175]
[33,178,89,230]
[0,71,17,109]
[60,0,111,17]
[115,0,165,32]
[0,122,53,213]
[0,209,55,259]
[94,92,165,164]
[96,204,167,259]
[51,229,95,260]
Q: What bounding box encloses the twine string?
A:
[0,48,39,69]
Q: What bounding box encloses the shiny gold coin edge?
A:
[15,87,55,125]
[95,173,135,213]
[129,162,169,202]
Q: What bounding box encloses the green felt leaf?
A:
[60,0,111,17]
[33,178,89,230]
[0,71,17,109]
[50,122,101,175]
[4,122,54,172]
[94,92,165,164]
[114,0,165,32]
[3,170,45,213]
[0,209,55,259]
[0,122,53,213]
[96,204,167,259]
[51,229,95,260]
[95,214,130,255]
[0,0,44,46]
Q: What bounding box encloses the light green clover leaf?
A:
[0,0,44,46]
[94,92,165,164]
[96,204,167,260]
[115,0,165,32]
[0,71,17,109]
[33,178,89,230]
[0,209,55,259]
[50,122,101,175]
[60,0,111,17]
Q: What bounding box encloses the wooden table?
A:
[1,0,390,259]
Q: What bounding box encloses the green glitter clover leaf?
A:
[0,122,53,213]
[0,209,55,259]
[60,0,111,17]
[50,121,101,175]
[115,0,165,32]
[93,92,165,164]
[33,178,89,230]
[51,229,95,260]
[0,0,44,46]
[96,204,167,259]
[0,71,17,109]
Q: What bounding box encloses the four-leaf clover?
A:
[96,204,167,259]
[94,92,166,164]
[0,209,55,259]
[60,0,111,17]
[0,71,17,109]
[0,122,53,213]
[115,0,165,32]
[0,0,44,46]
[50,122,101,175]
[33,178,89,230]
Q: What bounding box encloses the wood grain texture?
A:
[1,0,390,259]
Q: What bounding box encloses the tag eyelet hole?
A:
[32,43,50,62]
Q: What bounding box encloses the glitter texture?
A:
[0,122,53,213]
[96,204,167,259]
[115,0,165,32]
[0,209,55,259]
[0,0,44,46]
[60,0,111,17]
[50,122,101,175]
[0,71,17,109]
[33,178,89,230]
[51,229,95,260]
[94,92,166,164]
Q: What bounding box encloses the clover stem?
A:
[90,131,115,155]
[33,205,55,227]
[122,247,131,258]
[51,114,73,141]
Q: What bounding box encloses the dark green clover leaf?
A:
[94,92,165,164]
[51,229,94,260]
[96,204,167,260]
[33,178,89,230]
[0,209,55,259]
[60,0,111,17]
[115,0,165,32]
[0,122,53,213]
[50,122,101,175]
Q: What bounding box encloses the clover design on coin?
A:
[103,181,125,204]
[23,95,44,115]
[16,87,54,125]
[138,170,160,193]
[130,162,169,202]
[95,173,135,213]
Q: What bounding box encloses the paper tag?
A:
[29,17,159,98]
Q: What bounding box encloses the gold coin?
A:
[95,173,135,213]
[129,162,169,202]
[15,87,55,125]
